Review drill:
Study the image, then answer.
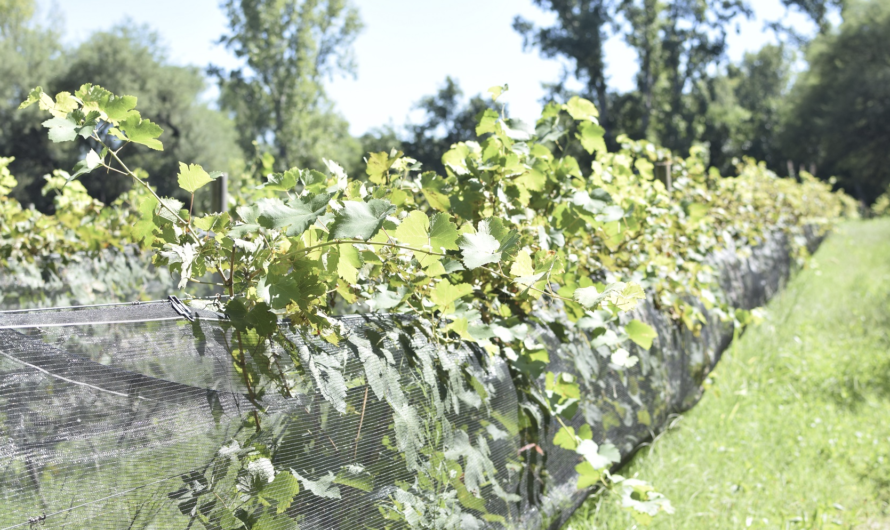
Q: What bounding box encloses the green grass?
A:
[567,219,890,530]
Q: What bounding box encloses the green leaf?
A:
[475,108,500,136]
[177,162,215,193]
[393,210,429,249]
[394,211,460,260]
[565,96,599,121]
[329,199,394,240]
[69,149,102,181]
[256,193,331,237]
[265,169,299,191]
[420,172,452,211]
[53,92,79,117]
[99,94,138,123]
[431,281,473,310]
[301,169,329,194]
[337,244,362,283]
[576,121,606,155]
[262,470,300,514]
[19,86,54,110]
[428,213,460,252]
[269,273,325,310]
[487,83,508,101]
[574,282,644,311]
[117,113,163,151]
[42,116,78,143]
[626,319,657,349]
[366,151,397,184]
[575,461,603,489]
[292,470,341,500]
[509,250,535,277]
[576,439,616,470]
[458,220,502,269]
[553,425,579,450]
[333,466,374,492]
[247,302,278,336]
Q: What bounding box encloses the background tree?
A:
[0,0,62,204]
[779,0,890,202]
[618,0,751,154]
[213,0,363,173]
[705,44,793,173]
[401,77,492,175]
[513,0,616,136]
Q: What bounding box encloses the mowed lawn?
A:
[567,219,890,529]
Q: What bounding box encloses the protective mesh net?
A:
[0,232,802,530]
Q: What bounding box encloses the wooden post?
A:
[655,161,672,192]
[211,173,228,213]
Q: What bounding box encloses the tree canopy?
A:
[780,0,890,202]
[213,0,363,172]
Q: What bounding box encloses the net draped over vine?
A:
[0,231,804,530]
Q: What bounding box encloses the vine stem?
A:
[294,238,447,258]
[353,386,370,461]
[96,136,200,245]
[481,266,576,304]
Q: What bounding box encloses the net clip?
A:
[168,295,195,322]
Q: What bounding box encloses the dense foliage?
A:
[5,81,855,527]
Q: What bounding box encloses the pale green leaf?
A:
[69,149,102,181]
[626,319,657,349]
[42,116,77,143]
[431,281,473,310]
[576,121,606,154]
[177,162,215,193]
[458,220,502,269]
[487,84,508,101]
[394,210,429,249]
[475,108,500,136]
[565,96,599,121]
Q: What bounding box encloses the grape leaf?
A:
[565,96,599,121]
[431,281,473,310]
[420,172,451,211]
[553,425,578,450]
[366,151,397,185]
[256,193,331,237]
[393,210,429,249]
[262,470,300,514]
[99,94,138,123]
[577,121,606,155]
[269,273,325,310]
[177,162,215,193]
[475,109,500,136]
[626,319,657,349]
[117,113,163,151]
[42,116,78,143]
[428,213,460,252]
[19,86,54,110]
[458,220,502,269]
[329,199,394,240]
[69,149,102,181]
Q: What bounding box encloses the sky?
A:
[42,0,817,136]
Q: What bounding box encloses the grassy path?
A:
[567,219,890,529]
